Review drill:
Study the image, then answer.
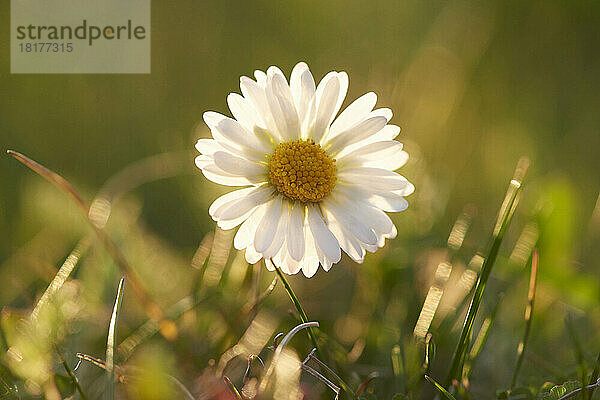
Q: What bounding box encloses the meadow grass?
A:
[1,149,599,400]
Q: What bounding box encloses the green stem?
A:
[56,347,89,400]
[444,158,527,388]
[274,267,322,360]
[510,249,538,389]
[309,352,358,398]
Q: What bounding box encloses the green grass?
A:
[2,1,600,394]
[3,149,599,400]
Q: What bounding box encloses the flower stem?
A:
[274,266,322,360]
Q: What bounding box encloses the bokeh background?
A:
[1,0,599,398]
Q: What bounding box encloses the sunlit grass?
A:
[1,145,598,400]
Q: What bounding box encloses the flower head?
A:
[196,62,414,277]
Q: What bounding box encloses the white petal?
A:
[203,114,264,161]
[279,246,301,275]
[311,73,340,144]
[286,203,305,261]
[263,202,288,258]
[202,110,224,127]
[336,124,402,156]
[290,62,308,90]
[213,117,271,154]
[365,243,378,253]
[337,140,403,165]
[290,62,316,125]
[393,180,415,196]
[288,257,302,275]
[338,195,395,237]
[254,70,267,86]
[377,124,401,140]
[254,196,283,253]
[195,139,223,155]
[234,205,267,250]
[227,93,260,131]
[300,224,320,276]
[363,150,409,170]
[326,116,388,155]
[338,167,412,191]
[321,206,365,263]
[240,77,279,139]
[390,224,398,239]
[209,187,256,220]
[368,194,409,212]
[321,199,378,246]
[267,69,301,141]
[370,108,393,121]
[264,258,276,271]
[195,155,212,169]
[301,259,318,278]
[334,71,349,121]
[213,151,266,177]
[271,241,286,268]
[217,185,274,221]
[245,245,263,264]
[218,214,251,230]
[307,204,341,263]
[201,164,259,186]
[333,183,408,218]
[328,92,377,140]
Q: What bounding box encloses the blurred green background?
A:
[1,0,600,398]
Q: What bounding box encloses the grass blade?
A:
[274,266,322,359]
[510,248,539,388]
[223,376,243,400]
[105,277,125,400]
[445,157,529,388]
[425,375,458,400]
[391,343,407,394]
[31,238,91,321]
[463,293,504,379]
[6,150,89,214]
[7,149,165,322]
[308,351,357,398]
[56,347,88,400]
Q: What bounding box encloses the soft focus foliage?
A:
[1,0,599,399]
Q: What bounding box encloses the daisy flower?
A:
[195,62,414,277]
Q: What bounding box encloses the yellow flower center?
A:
[268,139,337,203]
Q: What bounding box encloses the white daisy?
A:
[195,62,414,277]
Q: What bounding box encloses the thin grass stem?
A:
[105,277,125,400]
[309,352,358,398]
[260,322,319,393]
[7,149,165,322]
[274,266,322,359]
[302,364,341,396]
[223,376,243,399]
[31,237,91,321]
[463,293,504,379]
[510,248,539,389]
[425,375,458,400]
[445,157,528,388]
[55,347,89,400]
